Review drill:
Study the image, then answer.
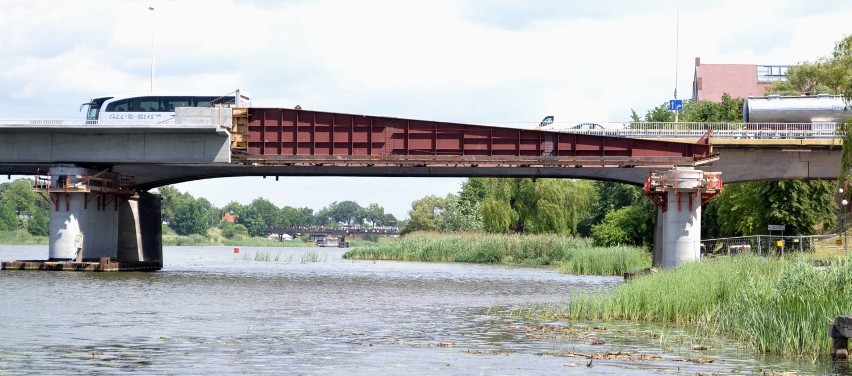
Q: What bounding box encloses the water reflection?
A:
[0,245,842,375]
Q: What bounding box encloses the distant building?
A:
[692,57,789,102]
[221,212,236,224]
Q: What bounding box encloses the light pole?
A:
[844,197,848,253]
[840,187,848,252]
[149,6,155,92]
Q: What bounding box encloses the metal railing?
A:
[701,234,834,257]
[476,121,842,139]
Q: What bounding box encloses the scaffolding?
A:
[33,168,135,212]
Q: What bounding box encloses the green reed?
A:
[342,232,649,276]
[559,246,651,276]
[0,230,49,245]
[533,255,852,359]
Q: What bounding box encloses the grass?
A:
[343,232,650,276]
[525,254,852,360]
[0,230,48,245]
[239,250,327,264]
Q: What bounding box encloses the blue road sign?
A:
[669,99,683,111]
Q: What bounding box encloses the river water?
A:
[0,245,843,375]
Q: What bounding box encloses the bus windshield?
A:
[82,97,113,121]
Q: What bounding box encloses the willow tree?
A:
[471,177,594,235]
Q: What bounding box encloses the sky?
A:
[2,0,851,219]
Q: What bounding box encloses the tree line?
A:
[158,186,397,238]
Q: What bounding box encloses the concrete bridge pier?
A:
[34,166,162,270]
[645,167,722,268]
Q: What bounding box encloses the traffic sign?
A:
[669,99,683,111]
[768,224,785,231]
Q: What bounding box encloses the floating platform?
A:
[1,257,162,272]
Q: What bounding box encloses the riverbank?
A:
[342,232,650,276]
[523,254,852,360]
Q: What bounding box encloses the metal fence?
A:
[701,234,835,257]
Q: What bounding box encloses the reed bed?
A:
[0,230,48,245]
[560,246,651,276]
[343,232,649,276]
[534,255,852,359]
[239,250,328,264]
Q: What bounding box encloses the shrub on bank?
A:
[342,232,649,276]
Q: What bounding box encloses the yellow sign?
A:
[776,240,784,247]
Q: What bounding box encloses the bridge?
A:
[0,106,842,271]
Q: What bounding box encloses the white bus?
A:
[80,89,250,122]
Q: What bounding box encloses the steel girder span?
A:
[234,108,716,169]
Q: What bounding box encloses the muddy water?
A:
[0,245,842,375]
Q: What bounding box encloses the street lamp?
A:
[149,6,155,92]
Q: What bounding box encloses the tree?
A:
[480,198,514,233]
[682,93,743,122]
[238,198,280,236]
[704,180,835,237]
[171,199,210,236]
[220,222,249,239]
[327,200,364,225]
[578,181,641,236]
[401,195,449,235]
[364,203,386,227]
[440,194,483,232]
[280,206,313,227]
[767,62,834,95]
[157,186,194,224]
[0,179,49,235]
[591,205,654,246]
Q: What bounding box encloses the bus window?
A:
[137,97,161,112]
[164,97,191,112]
[107,99,131,112]
[194,97,214,107]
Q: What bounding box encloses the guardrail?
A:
[476,121,842,139]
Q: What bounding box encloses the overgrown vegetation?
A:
[343,232,649,276]
[528,255,852,360]
[0,230,48,245]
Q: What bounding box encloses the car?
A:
[569,122,605,130]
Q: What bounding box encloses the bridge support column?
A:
[645,167,722,268]
[32,166,161,270]
[41,167,128,260]
[117,192,163,266]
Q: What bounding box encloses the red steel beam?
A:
[245,108,713,166]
